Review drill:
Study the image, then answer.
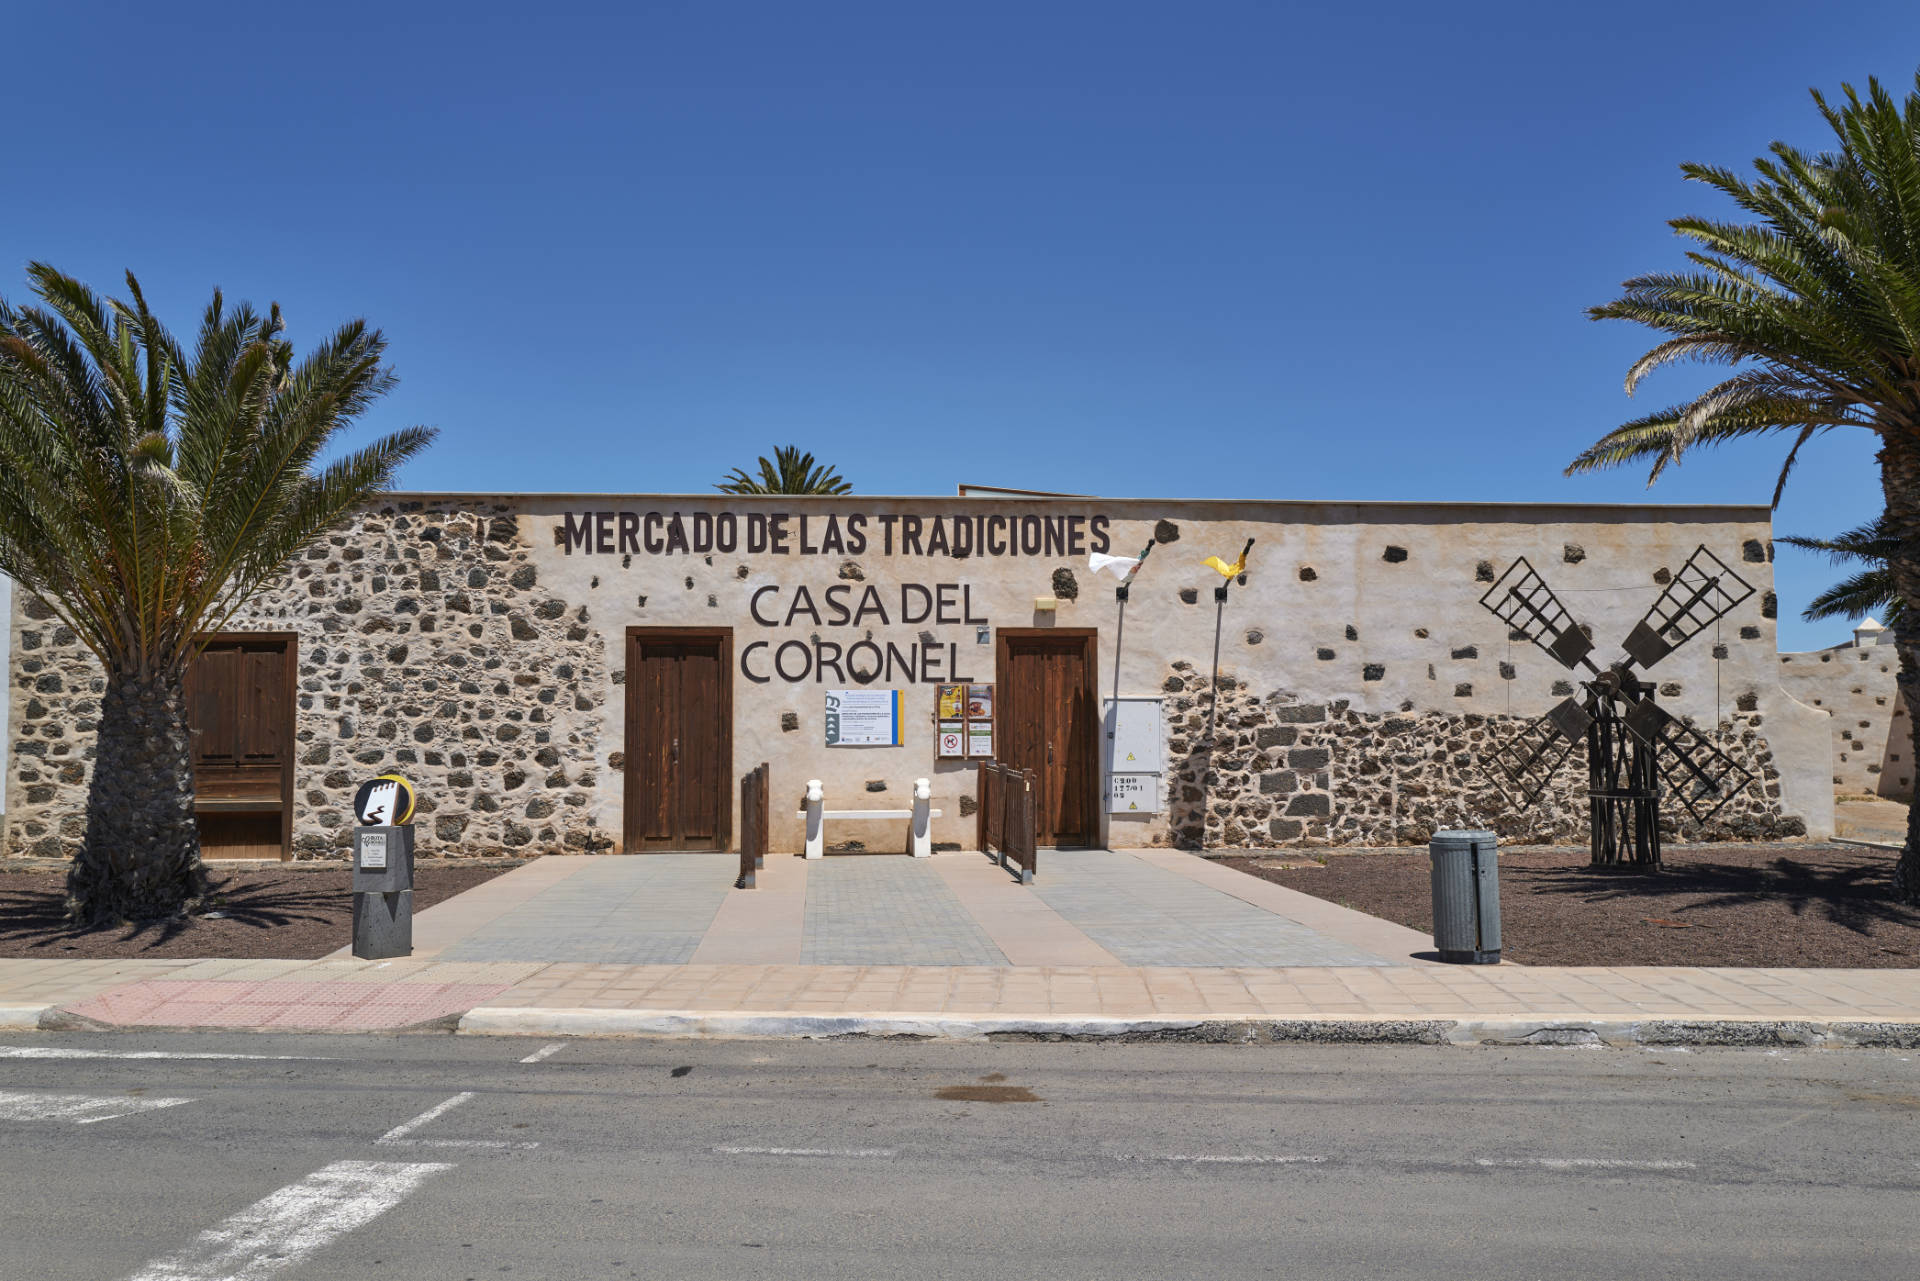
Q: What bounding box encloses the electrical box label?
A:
[1108,773,1159,813]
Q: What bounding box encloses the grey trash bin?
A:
[1429,829,1500,964]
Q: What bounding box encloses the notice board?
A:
[825,689,901,746]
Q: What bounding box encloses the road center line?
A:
[1474,1158,1697,1171]
[376,1093,475,1144]
[713,1145,895,1158]
[124,1159,450,1281]
[519,1043,566,1064]
[0,1089,193,1125]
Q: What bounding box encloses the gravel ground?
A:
[1222,842,1920,968]
[0,861,521,960]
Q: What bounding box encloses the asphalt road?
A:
[2,1032,1917,1280]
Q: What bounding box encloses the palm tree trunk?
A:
[65,668,207,923]
[1878,444,1920,903]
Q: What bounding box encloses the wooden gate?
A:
[738,762,769,888]
[977,760,1038,884]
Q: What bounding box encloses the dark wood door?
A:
[185,634,295,859]
[997,630,1098,847]
[625,629,732,852]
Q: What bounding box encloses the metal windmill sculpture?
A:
[1476,545,1759,867]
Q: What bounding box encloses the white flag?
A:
[1089,550,1146,581]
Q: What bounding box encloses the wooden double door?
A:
[624,629,733,852]
[995,629,1099,848]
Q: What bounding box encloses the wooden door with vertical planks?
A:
[185,634,295,859]
[996,630,1098,847]
[624,629,732,851]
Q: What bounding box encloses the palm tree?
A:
[716,446,851,495]
[0,265,435,923]
[1778,517,1905,626]
[1569,70,1920,902]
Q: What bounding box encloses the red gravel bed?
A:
[0,862,522,960]
[1221,843,1920,968]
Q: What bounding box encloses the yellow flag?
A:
[1204,553,1246,579]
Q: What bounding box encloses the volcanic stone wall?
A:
[1157,662,1801,848]
[3,499,610,860]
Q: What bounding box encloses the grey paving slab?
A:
[1031,851,1394,966]
[436,856,734,963]
[801,857,1007,966]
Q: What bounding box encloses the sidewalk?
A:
[2,850,1918,1047]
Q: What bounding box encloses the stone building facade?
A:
[1778,621,1911,801]
[5,493,1835,859]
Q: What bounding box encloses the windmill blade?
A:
[1621,699,1756,825]
[1478,557,1597,671]
[1480,700,1585,809]
[1620,544,1757,670]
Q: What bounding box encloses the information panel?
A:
[825,689,901,746]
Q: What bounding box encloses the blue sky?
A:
[4,1,1915,650]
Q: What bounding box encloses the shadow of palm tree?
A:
[0,874,345,953]
[1520,855,1920,937]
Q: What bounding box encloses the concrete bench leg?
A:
[803,779,824,859]
[910,777,932,857]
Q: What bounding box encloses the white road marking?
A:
[1474,1158,1696,1171]
[713,1145,895,1158]
[0,1047,328,1062]
[378,1137,539,1150]
[125,1159,449,1281]
[519,1042,567,1064]
[376,1093,475,1144]
[0,1089,193,1125]
[372,1091,537,1151]
[1118,1153,1328,1165]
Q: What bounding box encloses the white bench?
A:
[798,778,944,858]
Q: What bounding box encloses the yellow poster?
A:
[937,684,965,719]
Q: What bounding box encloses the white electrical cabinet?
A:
[1104,698,1163,814]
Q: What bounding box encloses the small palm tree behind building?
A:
[716,446,851,495]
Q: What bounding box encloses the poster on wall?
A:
[937,722,965,758]
[825,689,902,746]
[937,684,965,719]
[966,684,993,718]
[967,724,995,758]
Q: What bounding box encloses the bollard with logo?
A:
[351,774,417,960]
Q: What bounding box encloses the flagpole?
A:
[1105,540,1153,797]
[1202,538,1254,746]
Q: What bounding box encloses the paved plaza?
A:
[424,849,1417,968]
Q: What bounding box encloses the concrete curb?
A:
[0,1004,56,1031]
[456,1006,1920,1048]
